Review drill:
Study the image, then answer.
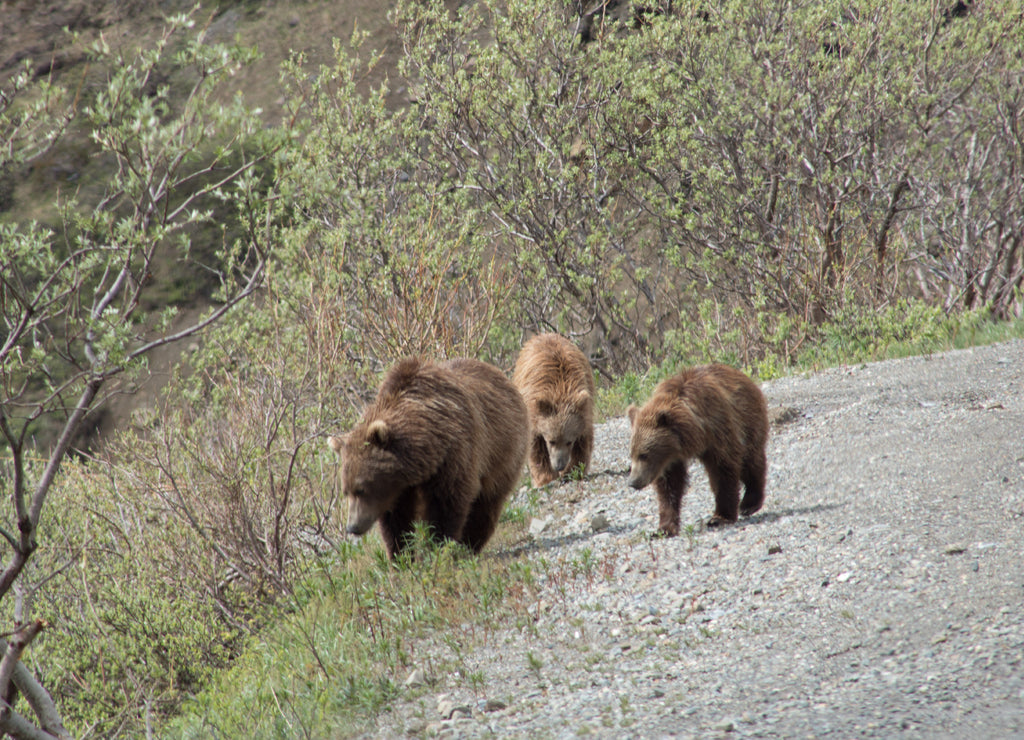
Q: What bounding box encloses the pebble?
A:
[529,516,551,536]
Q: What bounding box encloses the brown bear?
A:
[327,357,529,558]
[512,333,596,487]
[627,364,768,535]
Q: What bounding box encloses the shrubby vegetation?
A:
[1,1,1023,737]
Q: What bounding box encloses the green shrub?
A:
[12,461,249,737]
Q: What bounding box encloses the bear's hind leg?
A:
[739,448,767,517]
[459,497,503,553]
[421,474,474,548]
[653,461,689,537]
[704,460,740,525]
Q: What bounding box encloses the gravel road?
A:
[371,339,1024,739]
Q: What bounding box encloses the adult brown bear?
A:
[328,357,529,558]
[627,364,768,535]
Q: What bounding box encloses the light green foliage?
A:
[18,462,245,736]
[386,0,1023,370]
[0,9,285,738]
[526,650,544,676]
[262,0,1023,381]
[0,59,72,170]
[268,27,519,399]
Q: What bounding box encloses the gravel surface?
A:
[369,340,1024,739]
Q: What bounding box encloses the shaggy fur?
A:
[512,333,596,487]
[627,364,768,535]
[327,357,528,558]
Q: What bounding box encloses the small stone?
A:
[437,698,471,720]
[529,516,551,536]
[944,543,968,555]
[404,668,426,687]
[483,698,507,712]
[769,405,800,425]
[713,718,737,732]
[767,543,783,555]
[837,571,853,583]
[591,512,611,532]
[404,719,428,735]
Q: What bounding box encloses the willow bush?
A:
[273,0,1022,376]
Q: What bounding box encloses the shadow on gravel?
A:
[494,503,849,562]
[496,527,626,561]
[737,502,847,527]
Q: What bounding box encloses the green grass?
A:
[162,529,539,739]
[792,303,1024,373]
[598,304,1024,408]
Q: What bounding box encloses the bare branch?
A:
[0,627,71,740]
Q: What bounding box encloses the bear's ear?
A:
[366,419,390,447]
[571,389,591,412]
[627,405,637,426]
[327,435,345,454]
[536,399,556,417]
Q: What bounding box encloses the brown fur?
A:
[627,364,768,535]
[512,333,596,487]
[327,357,529,558]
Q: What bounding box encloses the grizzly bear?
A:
[327,357,529,558]
[627,364,768,535]
[512,333,596,487]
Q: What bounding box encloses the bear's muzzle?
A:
[346,498,378,536]
[627,468,649,490]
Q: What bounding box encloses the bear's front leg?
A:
[653,461,689,537]
[528,435,557,487]
[379,500,418,559]
[422,471,474,546]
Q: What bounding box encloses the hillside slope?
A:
[370,339,1024,738]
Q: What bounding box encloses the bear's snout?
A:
[548,443,571,474]
[346,497,379,537]
[627,467,649,490]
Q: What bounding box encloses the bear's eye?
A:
[637,453,648,462]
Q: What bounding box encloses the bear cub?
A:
[327,357,529,558]
[627,363,768,535]
[513,333,595,487]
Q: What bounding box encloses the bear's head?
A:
[626,400,703,489]
[533,388,590,475]
[328,418,408,536]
